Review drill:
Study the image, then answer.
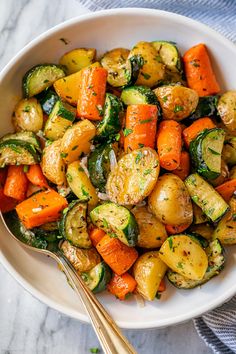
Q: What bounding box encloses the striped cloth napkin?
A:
[78,1,236,353]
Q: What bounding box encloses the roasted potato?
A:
[159,235,208,280]
[59,48,96,74]
[61,240,100,273]
[192,203,208,224]
[133,251,167,300]
[148,174,193,226]
[154,85,199,121]
[129,41,165,87]
[189,223,214,240]
[13,98,43,132]
[41,139,66,185]
[213,197,236,244]
[210,160,229,187]
[230,166,236,179]
[217,91,236,134]
[106,147,160,205]
[132,206,167,248]
[61,119,96,164]
[222,136,236,166]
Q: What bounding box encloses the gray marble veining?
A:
[0,0,212,353]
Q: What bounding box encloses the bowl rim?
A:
[1,7,236,329]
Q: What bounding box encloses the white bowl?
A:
[1,8,236,329]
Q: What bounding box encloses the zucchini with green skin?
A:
[59,201,91,248]
[96,93,123,140]
[185,173,229,222]
[81,261,112,293]
[152,41,183,73]
[38,89,59,115]
[167,239,225,289]
[90,202,139,247]
[44,100,76,140]
[190,128,225,180]
[183,96,219,125]
[23,64,65,97]
[120,86,158,105]
[88,143,116,193]
[0,131,41,152]
[0,139,40,167]
[222,136,236,166]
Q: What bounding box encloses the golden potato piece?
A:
[41,139,66,185]
[59,48,96,74]
[13,98,43,132]
[213,197,236,244]
[218,91,236,134]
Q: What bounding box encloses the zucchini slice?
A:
[190,128,225,180]
[88,143,117,193]
[167,239,225,289]
[90,202,139,247]
[0,131,41,152]
[184,96,219,124]
[101,48,143,88]
[120,86,158,105]
[59,201,91,248]
[152,41,182,73]
[185,173,229,222]
[38,89,59,115]
[96,93,123,140]
[81,261,111,293]
[0,139,40,167]
[44,100,76,140]
[59,48,96,74]
[23,64,65,97]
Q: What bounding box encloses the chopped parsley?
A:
[72,145,78,151]
[135,151,143,163]
[66,173,73,183]
[23,105,31,112]
[208,147,220,155]
[23,165,29,173]
[123,128,133,137]
[177,262,184,269]
[90,348,100,353]
[192,195,199,203]
[162,96,168,103]
[141,72,151,80]
[140,118,153,124]
[60,152,68,158]
[144,168,152,175]
[115,133,120,141]
[173,105,184,113]
[138,143,144,148]
[60,37,69,45]
[43,79,49,84]
[168,237,173,250]
[81,186,89,198]
[232,213,236,221]
[102,218,109,228]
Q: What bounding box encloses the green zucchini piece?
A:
[23,64,65,97]
[184,96,219,124]
[44,100,76,140]
[222,136,236,166]
[186,233,209,249]
[0,131,41,152]
[81,261,112,293]
[167,239,225,289]
[120,86,158,105]
[59,201,91,248]
[152,41,182,73]
[190,128,225,180]
[88,143,116,193]
[38,89,59,115]
[32,227,59,243]
[0,139,40,167]
[90,202,139,247]
[185,173,229,222]
[96,93,123,140]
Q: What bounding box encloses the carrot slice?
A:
[107,273,137,300]
[26,164,48,188]
[215,179,236,202]
[77,66,107,120]
[172,151,190,180]
[183,43,220,97]
[158,278,166,292]
[0,188,18,213]
[124,104,158,152]
[96,235,138,275]
[157,120,182,170]
[4,166,28,201]
[89,228,106,247]
[165,222,191,235]
[183,117,216,147]
[16,189,68,229]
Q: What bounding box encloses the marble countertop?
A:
[0,1,212,353]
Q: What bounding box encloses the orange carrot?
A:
[0,188,18,213]
[107,273,137,300]
[215,179,236,202]
[183,117,216,147]
[124,104,158,152]
[16,189,68,229]
[26,164,48,188]
[4,166,28,201]
[26,183,42,197]
[89,228,106,247]
[157,120,182,170]
[77,66,107,120]
[96,235,138,275]
[165,222,191,235]
[158,278,166,292]
[183,43,220,97]
[172,151,190,180]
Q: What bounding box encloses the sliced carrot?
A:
[3,166,28,201]
[124,104,158,152]
[16,189,68,229]
[183,43,220,97]
[89,228,106,247]
[215,179,236,202]
[165,222,191,235]
[0,188,18,213]
[157,120,182,170]
[96,235,138,275]
[158,278,166,292]
[107,273,137,300]
[183,117,216,147]
[26,164,48,188]
[77,66,107,120]
[26,183,42,198]
[172,151,190,180]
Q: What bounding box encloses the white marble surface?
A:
[0,1,212,353]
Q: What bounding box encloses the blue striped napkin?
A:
[78,1,236,352]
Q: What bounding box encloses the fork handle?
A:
[55,251,137,354]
